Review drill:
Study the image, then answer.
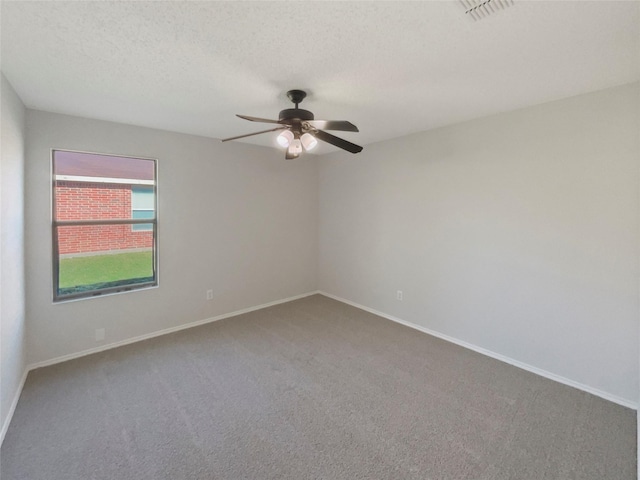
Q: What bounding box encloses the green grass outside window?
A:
[59,251,154,294]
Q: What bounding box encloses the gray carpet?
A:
[1,295,636,479]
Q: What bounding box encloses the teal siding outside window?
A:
[132,186,154,231]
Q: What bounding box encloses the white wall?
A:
[319,82,640,405]
[25,111,318,365]
[1,74,27,440]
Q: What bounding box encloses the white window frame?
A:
[52,149,158,302]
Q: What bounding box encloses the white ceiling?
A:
[1,1,638,154]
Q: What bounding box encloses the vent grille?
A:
[459,0,514,21]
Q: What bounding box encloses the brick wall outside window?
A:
[56,181,153,255]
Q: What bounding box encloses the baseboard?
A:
[1,368,29,445]
[2,291,320,447]
[29,291,320,371]
[10,288,633,448]
[318,291,638,410]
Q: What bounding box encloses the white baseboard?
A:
[318,291,638,410]
[1,368,29,445]
[4,288,633,450]
[30,291,320,370]
[2,291,319,447]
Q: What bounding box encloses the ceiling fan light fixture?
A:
[277,129,294,147]
[285,140,303,160]
[301,133,318,151]
[289,138,303,156]
[222,89,362,159]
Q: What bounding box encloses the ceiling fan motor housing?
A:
[278,108,314,122]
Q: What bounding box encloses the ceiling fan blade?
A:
[305,120,359,132]
[236,114,281,124]
[313,129,363,154]
[221,126,287,142]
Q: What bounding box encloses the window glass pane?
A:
[53,150,155,181]
[52,150,157,301]
[53,150,155,222]
[56,224,155,298]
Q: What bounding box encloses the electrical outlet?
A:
[206,289,214,300]
[95,328,105,342]
[396,290,403,301]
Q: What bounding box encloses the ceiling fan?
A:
[221,90,363,160]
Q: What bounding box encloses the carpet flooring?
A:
[1,294,636,479]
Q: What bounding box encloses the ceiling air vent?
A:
[459,0,514,21]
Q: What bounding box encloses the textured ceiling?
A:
[1,1,638,154]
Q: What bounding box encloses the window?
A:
[52,150,158,301]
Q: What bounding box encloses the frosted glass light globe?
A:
[301,133,318,151]
[277,130,294,148]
